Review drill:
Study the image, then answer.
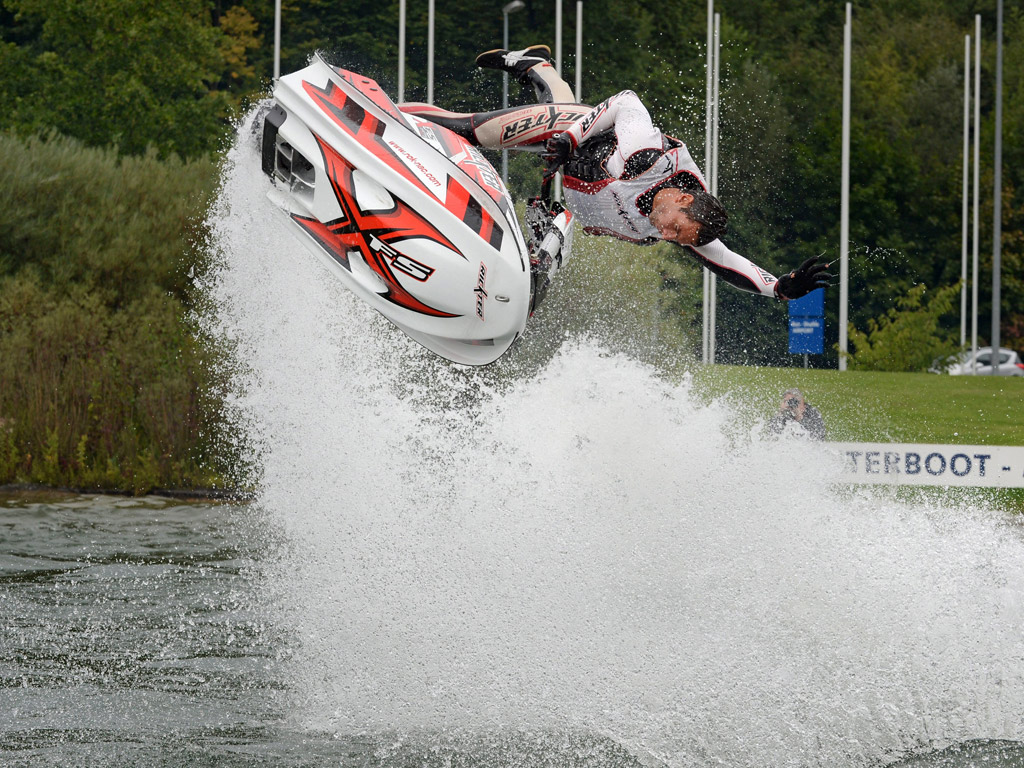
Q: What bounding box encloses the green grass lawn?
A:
[687,365,1024,446]
[683,365,1024,512]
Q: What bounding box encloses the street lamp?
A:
[502,0,526,186]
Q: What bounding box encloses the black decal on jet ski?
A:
[304,79,433,198]
[474,262,488,320]
[445,177,504,252]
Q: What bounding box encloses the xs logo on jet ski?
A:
[291,134,462,319]
[368,234,435,281]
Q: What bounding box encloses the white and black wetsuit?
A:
[402,74,781,297]
[559,90,779,297]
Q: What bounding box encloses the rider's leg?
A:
[399,103,588,150]
[522,61,575,104]
[399,44,585,150]
[475,45,575,104]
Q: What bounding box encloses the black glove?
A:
[775,256,832,300]
[541,133,572,176]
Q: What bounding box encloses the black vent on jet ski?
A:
[260,105,287,178]
[261,104,316,199]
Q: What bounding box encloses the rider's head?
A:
[650,188,728,247]
[685,190,728,246]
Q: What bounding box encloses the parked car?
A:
[947,347,1024,376]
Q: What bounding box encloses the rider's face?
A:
[652,208,702,245]
[649,190,702,246]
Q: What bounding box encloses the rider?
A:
[400,45,829,301]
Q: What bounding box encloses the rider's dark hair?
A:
[684,191,728,246]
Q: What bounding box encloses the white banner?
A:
[830,442,1024,488]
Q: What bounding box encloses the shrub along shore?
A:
[0,132,238,496]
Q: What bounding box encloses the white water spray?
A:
[203,115,1024,768]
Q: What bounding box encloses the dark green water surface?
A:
[2,492,1022,768]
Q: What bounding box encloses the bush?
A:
[846,282,962,372]
[0,132,217,299]
[0,132,234,493]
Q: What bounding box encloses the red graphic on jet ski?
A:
[304,77,504,251]
[292,133,463,318]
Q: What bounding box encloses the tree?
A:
[0,0,260,157]
[845,282,962,372]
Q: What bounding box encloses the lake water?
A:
[3,488,1024,767]
[6,108,1023,767]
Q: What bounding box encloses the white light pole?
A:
[972,15,981,374]
[501,0,526,185]
[709,12,721,364]
[575,1,583,102]
[702,0,714,364]
[961,34,970,348]
[427,0,435,104]
[398,0,406,102]
[556,0,563,76]
[273,0,281,79]
[992,0,1004,372]
[838,3,851,371]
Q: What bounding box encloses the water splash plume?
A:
[201,109,1024,768]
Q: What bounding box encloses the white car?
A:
[947,347,1024,376]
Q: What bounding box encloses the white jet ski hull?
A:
[260,55,532,366]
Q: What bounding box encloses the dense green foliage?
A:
[2,0,1021,367]
[0,133,231,493]
[846,282,963,372]
[0,0,261,157]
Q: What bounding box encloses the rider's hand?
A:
[541,133,572,176]
[774,256,832,300]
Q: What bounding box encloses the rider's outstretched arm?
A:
[681,245,830,300]
[684,241,780,298]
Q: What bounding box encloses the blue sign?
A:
[788,288,824,355]
[789,317,824,353]
[788,288,824,317]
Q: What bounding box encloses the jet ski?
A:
[258,53,574,366]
